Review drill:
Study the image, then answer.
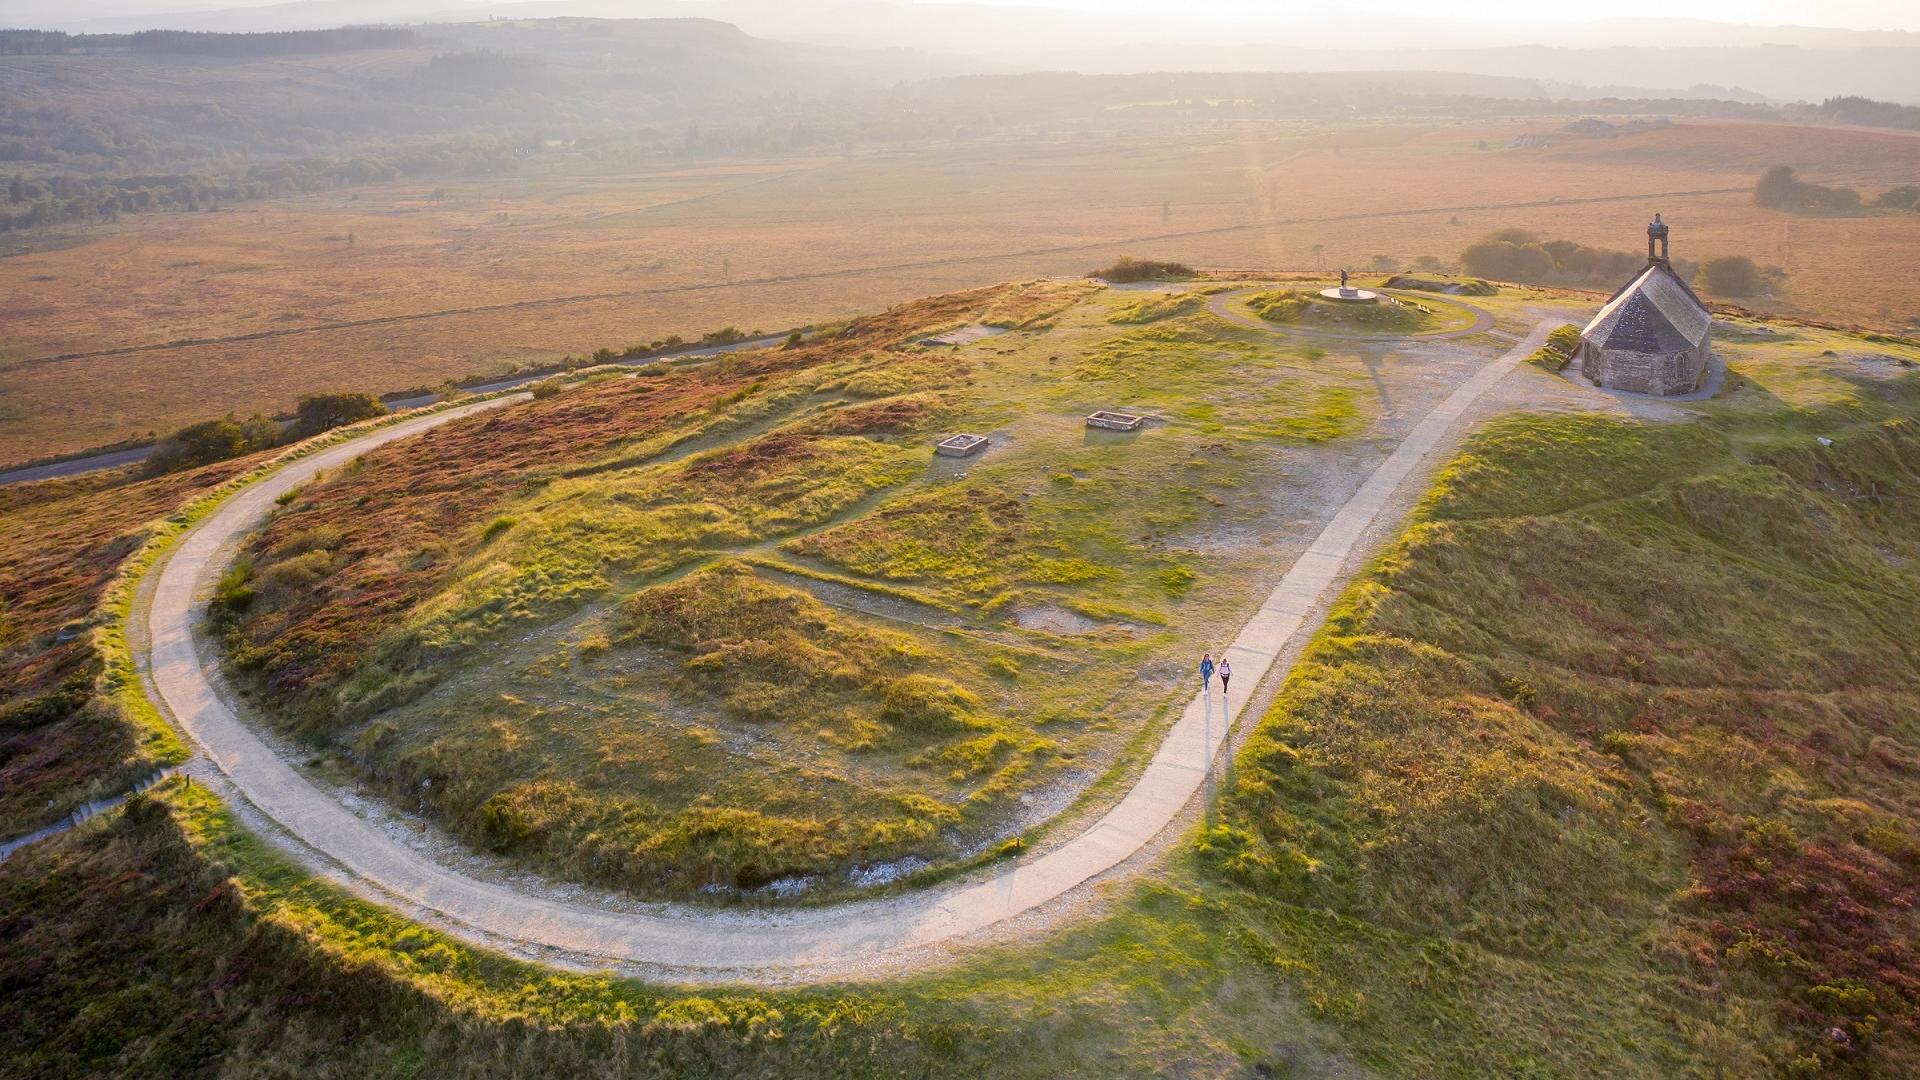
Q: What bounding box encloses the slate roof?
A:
[1581,261,1711,354]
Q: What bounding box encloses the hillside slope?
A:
[1213,395,1920,1074]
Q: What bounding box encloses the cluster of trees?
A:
[1754,165,1920,215]
[1694,255,1773,297]
[0,31,73,55]
[1753,165,1863,212]
[1460,227,1778,297]
[1458,229,1659,287]
[1811,95,1920,132]
[146,392,387,474]
[126,28,414,57]
[0,27,414,57]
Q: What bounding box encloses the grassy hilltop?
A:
[3,278,1920,1075]
[212,279,1375,901]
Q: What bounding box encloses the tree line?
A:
[1,139,527,232]
[1753,165,1920,214]
[0,27,415,57]
[1460,227,1779,297]
[1458,229,1669,288]
[147,393,388,474]
[1810,95,1920,132]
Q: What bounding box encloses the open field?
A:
[3,281,1917,1073]
[5,117,1920,465]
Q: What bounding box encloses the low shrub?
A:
[1696,255,1768,297]
[1090,257,1194,283]
[212,555,255,614]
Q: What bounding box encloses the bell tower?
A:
[1647,212,1670,264]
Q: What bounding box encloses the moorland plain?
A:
[6,118,1920,464]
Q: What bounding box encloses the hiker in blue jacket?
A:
[1199,652,1216,690]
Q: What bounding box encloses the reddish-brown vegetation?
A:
[224,285,1018,719]
[0,458,259,832]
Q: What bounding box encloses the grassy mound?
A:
[1246,289,1432,333]
[1525,323,1585,372]
[1107,291,1205,324]
[1382,275,1499,296]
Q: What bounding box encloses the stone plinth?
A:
[1318,287,1380,303]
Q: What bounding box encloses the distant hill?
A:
[0,18,973,173]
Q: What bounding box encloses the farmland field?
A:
[5,117,1920,466]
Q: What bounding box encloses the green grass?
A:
[1211,377,1920,1075]
[1525,323,1583,372]
[1107,291,1206,324]
[212,282,1393,903]
[1246,290,1432,333]
[0,779,1353,1078]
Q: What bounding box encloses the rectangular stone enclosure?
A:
[935,433,989,457]
[1086,411,1145,431]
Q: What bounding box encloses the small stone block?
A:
[1085,411,1145,432]
[936,433,988,457]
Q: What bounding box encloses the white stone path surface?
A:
[142,322,1552,979]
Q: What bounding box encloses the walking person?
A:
[1218,658,1232,699]
[1199,651,1216,691]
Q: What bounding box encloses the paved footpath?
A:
[142,321,1553,979]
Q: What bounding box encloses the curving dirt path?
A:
[1207,287,1495,342]
[137,321,1554,981]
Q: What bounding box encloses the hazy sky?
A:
[16,0,1920,43]
[19,0,1920,31]
[969,0,1920,31]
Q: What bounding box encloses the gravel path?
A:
[136,322,1555,981]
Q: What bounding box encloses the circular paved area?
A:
[1207,286,1495,342]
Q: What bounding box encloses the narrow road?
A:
[137,322,1554,981]
[13,184,1733,372]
